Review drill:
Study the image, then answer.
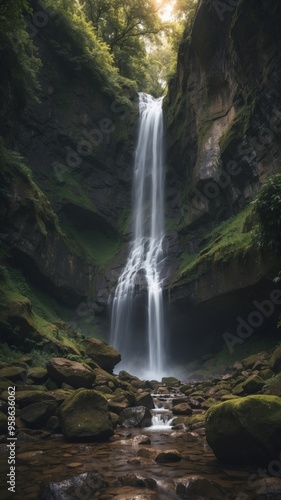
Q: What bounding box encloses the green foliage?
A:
[0,0,41,103]
[252,174,281,253]
[0,139,62,237]
[44,0,126,96]
[180,207,254,277]
[80,0,162,88]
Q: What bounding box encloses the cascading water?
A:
[110,93,166,379]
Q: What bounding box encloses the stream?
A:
[0,389,257,499]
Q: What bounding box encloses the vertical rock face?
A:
[165,0,281,238]
[162,0,281,359]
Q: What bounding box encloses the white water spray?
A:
[110,93,166,379]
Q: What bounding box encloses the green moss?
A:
[0,139,63,237]
[62,220,121,270]
[179,207,254,279]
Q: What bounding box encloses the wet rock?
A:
[46,358,96,389]
[135,391,155,409]
[112,487,158,500]
[132,434,151,445]
[39,472,106,499]
[172,403,192,415]
[155,449,181,462]
[205,395,281,465]
[119,406,152,428]
[20,401,58,428]
[58,389,114,440]
[82,338,121,373]
[118,473,157,489]
[175,475,224,498]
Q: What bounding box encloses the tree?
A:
[80,0,162,86]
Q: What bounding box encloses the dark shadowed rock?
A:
[20,401,58,428]
[119,406,152,428]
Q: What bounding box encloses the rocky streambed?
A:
[1,340,281,498]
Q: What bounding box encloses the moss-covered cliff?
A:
[163,0,281,361]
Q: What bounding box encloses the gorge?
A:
[1,0,281,498]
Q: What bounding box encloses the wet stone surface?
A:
[0,428,261,499]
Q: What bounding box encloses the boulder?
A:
[20,401,58,428]
[270,345,281,372]
[58,389,114,440]
[175,475,223,499]
[39,472,106,499]
[172,403,192,415]
[2,390,56,408]
[27,368,48,384]
[161,377,180,386]
[82,339,121,372]
[205,395,281,464]
[0,366,27,382]
[46,358,96,389]
[108,391,135,414]
[242,375,265,394]
[135,392,155,409]
[119,406,152,428]
[118,473,157,489]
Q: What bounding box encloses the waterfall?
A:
[110,93,166,379]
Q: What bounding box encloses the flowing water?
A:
[110,93,166,380]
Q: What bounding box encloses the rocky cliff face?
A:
[163,0,281,362]
[0,1,138,350]
[1,0,281,366]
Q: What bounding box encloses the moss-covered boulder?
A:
[270,345,281,372]
[0,366,27,382]
[58,389,114,441]
[27,367,48,384]
[82,339,121,373]
[205,395,281,464]
[46,358,96,389]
